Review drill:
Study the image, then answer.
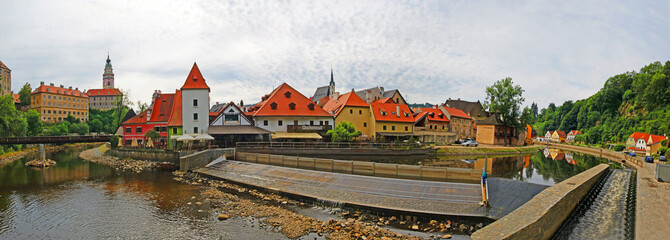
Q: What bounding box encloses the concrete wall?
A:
[236,147,432,156]
[179,148,234,171]
[109,149,179,164]
[236,152,482,182]
[471,164,609,240]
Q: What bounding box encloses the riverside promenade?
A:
[196,159,547,219]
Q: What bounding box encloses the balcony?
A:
[286,124,332,133]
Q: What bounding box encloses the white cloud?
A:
[1,0,669,110]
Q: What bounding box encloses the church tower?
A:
[103,54,115,89]
[328,68,335,98]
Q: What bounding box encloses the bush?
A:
[613,144,626,151]
[110,135,120,149]
[658,147,668,156]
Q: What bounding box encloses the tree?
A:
[530,102,538,118]
[69,122,89,135]
[520,106,534,126]
[326,122,362,142]
[0,95,28,137]
[64,114,80,124]
[46,122,69,136]
[137,100,149,112]
[18,83,32,106]
[26,109,43,136]
[89,119,103,133]
[484,77,525,133]
[113,89,132,131]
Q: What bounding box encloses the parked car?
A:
[645,156,654,163]
[454,139,464,144]
[403,140,422,146]
[628,152,637,157]
[461,140,478,147]
[660,155,667,162]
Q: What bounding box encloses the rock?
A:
[430,220,438,225]
[195,202,202,205]
[281,201,288,204]
[441,234,452,239]
[411,225,419,230]
[459,224,467,232]
[217,214,230,220]
[390,216,397,221]
[477,223,484,228]
[399,221,406,225]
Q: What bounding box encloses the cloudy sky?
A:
[1,0,669,109]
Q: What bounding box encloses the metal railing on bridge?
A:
[0,135,113,145]
[235,141,417,149]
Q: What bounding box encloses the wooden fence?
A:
[235,152,482,182]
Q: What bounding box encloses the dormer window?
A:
[289,102,296,110]
[404,113,410,117]
[193,77,197,82]
[380,110,387,116]
[284,91,291,98]
[307,103,315,110]
[270,102,277,110]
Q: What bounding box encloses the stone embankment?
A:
[0,142,100,167]
[79,145,157,172]
[435,145,543,156]
[174,171,482,239]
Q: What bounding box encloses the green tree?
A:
[26,109,43,136]
[110,135,121,149]
[144,129,161,141]
[326,121,362,142]
[64,114,80,124]
[89,119,103,133]
[69,122,89,135]
[46,122,69,136]
[137,100,149,112]
[18,83,32,106]
[0,95,27,137]
[484,77,525,143]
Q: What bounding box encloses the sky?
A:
[1,0,669,110]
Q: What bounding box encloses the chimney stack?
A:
[75,87,78,91]
[60,85,64,88]
[50,83,54,86]
[240,100,244,107]
[69,86,72,90]
[40,81,44,86]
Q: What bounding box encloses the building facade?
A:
[442,106,475,139]
[180,63,210,136]
[369,102,415,140]
[566,130,582,142]
[121,92,174,147]
[476,114,517,145]
[444,98,489,120]
[0,60,11,96]
[31,82,89,123]
[322,90,372,138]
[87,55,123,111]
[551,131,566,143]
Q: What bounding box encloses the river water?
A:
[0,149,288,239]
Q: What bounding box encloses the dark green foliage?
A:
[46,122,69,136]
[64,115,80,124]
[532,61,670,144]
[89,108,129,134]
[26,109,43,136]
[69,122,89,135]
[613,144,626,151]
[0,95,27,137]
[18,83,32,106]
[144,130,161,142]
[110,135,120,149]
[484,77,525,131]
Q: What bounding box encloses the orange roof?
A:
[322,91,369,116]
[316,96,330,107]
[123,109,149,125]
[0,60,9,70]
[370,102,414,123]
[167,90,182,126]
[629,132,649,141]
[372,98,394,103]
[414,112,428,123]
[13,93,20,103]
[249,83,332,117]
[555,131,566,138]
[648,134,667,144]
[32,84,88,97]
[568,130,582,136]
[442,106,470,119]
[86,88,122,96]
[180,62,210,90]
[149,93,175,123]
[418,107,450,123]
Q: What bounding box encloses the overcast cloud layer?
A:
[1,0,669,109]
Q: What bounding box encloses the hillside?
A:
[532,61,670,144]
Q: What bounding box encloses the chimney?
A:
[396,105,400,117]
[458,98,460,101]
[69,86,72,90]
[40,81,44,86]
[216,102,219,105]
[50,83,54,86]
[240,100,244,106]
[75,87,78,91]
[60,85,64,88]
[380,87,384,92]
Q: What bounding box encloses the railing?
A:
[0,135,113,145]
[235,151,482,182]
[286,125,332,132]
[236,141,416,149]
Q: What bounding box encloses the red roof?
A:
[555,131,566,138]
[372,97,394,104]
[629,132,649,142]
[180,62,210,90]
[414,112,428,123]
[442,106,470,119]
[32,84,88,97]
[149,93,175,123]
[568,130,582,136]
[370,102,414,123]
[418,107,450,123]
[167,90,182,126]
[647,133,667,144]
[0,60,9,70]
[13,94,20,103]
[322,91,369,116]
[85,88,122,96]
[249,83,332,117]
[316,96,330,107]
[123,110,149,125]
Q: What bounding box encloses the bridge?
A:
[0,135,113,145]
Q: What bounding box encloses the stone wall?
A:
[179,148,235,171]
[109,149,180,165]
[471,164,609,240]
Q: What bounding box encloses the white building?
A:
[180,63,210,135]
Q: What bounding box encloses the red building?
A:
[121,92,175,147]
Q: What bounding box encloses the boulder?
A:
[217,214,230,220]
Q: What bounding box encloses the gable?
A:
[211,102,252,126]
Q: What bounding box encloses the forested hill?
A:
[532,61,670,144]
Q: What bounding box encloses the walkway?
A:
[197,159,547,219]
[636,161,670,240]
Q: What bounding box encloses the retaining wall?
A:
[536,142,643,168]
[109,149,180,164]
[236,151,482,182]
[236,147,433,156]
[180,148,235,171]
[471,164,609,240]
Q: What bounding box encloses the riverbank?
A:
[79,144,157,172]
[434,145,542,156]
[0,142,101,167]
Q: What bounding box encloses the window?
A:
[289,102,296,110]
[193,113,198,121]
[125,127,131,133]
[392,126,395,131]
[263,120,268,126]
[270,102,278,110]
[307,103,315,111]
[172,128,177,134]
[359,110,362,115]
[310,120,314,125]
[284,91,291,98]
[193,99,198,107]
[136,127,142,133]
[224,115,238,121]
[383,125,387,130]
[363,122,367,127]
[405,126,408,131]
[319,121,323,125]
[278,120,283,126]
[154,127,160,132]
[325,121,329,125]
[293,120,298,125]
[429,125,432,129]
[194,127,199,133]
[350,109,353,114]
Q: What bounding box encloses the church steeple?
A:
[103,53,115,89]
[328,68,335,98]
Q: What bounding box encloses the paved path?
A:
[197,159,547,219]
[636,162,670,240]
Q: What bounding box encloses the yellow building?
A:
[322,91,373,138]
[31,82,89,123]
[369,102,415,140]
[0,60,11,96]
[551,131,566,143]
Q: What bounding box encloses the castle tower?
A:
[103,54,114,89]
